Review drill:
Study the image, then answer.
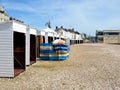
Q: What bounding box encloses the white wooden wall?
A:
[0,22,14,77]
[26,27,30,65]
[13,21,26,33]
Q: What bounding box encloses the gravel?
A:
[0,43,120,90]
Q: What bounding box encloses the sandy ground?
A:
[0,43,120,90]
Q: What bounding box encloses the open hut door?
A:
[30,35,36,64]
[14,31,25,76]
[36,35,44,58]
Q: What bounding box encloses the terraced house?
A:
[55,26,83,44]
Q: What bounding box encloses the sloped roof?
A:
[43,27,56,34]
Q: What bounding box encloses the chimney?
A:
[56,26,58,30]
[61,26,63,29]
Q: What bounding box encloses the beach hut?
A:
[0,21,26,77]
[70,39,75,45]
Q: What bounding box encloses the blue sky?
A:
[1,0,120,36]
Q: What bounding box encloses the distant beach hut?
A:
[43,27,57,43]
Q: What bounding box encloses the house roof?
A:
[55,27,80,34]
[103,30,120,32]
[43,27,56,34]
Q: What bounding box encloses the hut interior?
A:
[14,31,25,76]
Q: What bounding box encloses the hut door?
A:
[30,35,36,64]
[14,31,25,76]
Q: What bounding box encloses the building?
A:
[0,6,23,23]
[96,30,120,44]
[96,30,104,43]
[103,30,120,44]
[55,26,83,44]
[0,6,9,22]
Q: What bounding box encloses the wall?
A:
[0,22,14,77]
[104,35,120,44]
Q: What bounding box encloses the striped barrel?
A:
[53,44,70,51]
[52,44,69,60]
[40,43,53,60]
[52,53,69,60]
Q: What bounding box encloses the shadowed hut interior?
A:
[14,31,25,76]
[48,36,53,43]
[30,34,36,64]
[36,35,45,58]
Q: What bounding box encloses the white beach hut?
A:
[0,20,27,77]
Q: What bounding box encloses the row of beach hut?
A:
[0,21,37,77]
[0,20,83,77]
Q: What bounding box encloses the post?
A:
[26,27,30,65]
[53,33,55,41]
[45,32,48,43]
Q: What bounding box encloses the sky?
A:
[1,0,120,36]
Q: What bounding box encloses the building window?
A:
[104,32,119,35]
[61,32,63,35]
[96,32,103,36]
